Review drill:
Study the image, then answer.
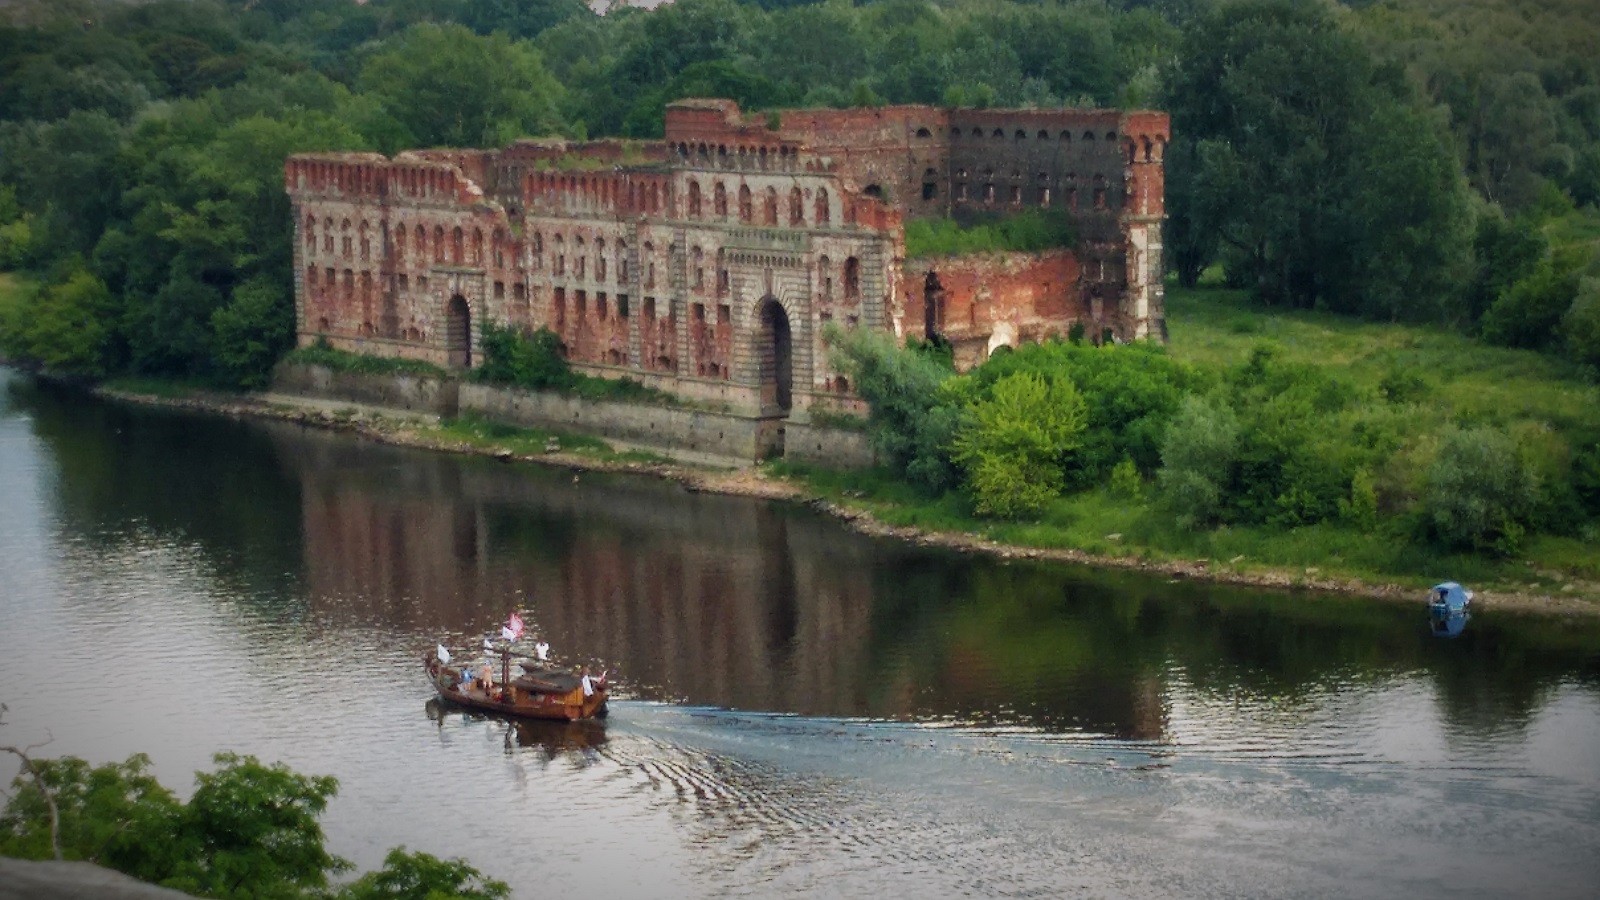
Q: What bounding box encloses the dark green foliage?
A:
[1423,425,1539,553]
[471,322,675,404]
[0,751,506,900]
[828,326,961,495]
[472,323,574,391]
[1163,0,1470,317]
[1481,261,1580,349]
[338,847,510,900]
[970,340,1193,484]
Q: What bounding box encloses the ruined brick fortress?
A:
[285,99,1168,427]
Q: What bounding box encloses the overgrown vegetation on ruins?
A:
[902,208,1078,259]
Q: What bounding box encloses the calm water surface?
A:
[1,369,1598,898]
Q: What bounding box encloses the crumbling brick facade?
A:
[285,99,1168,436]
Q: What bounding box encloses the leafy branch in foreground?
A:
[0,747,509,900]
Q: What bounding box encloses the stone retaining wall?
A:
[273,362,458,415]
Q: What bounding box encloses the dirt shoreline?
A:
[96,385,1600,619]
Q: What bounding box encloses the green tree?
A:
[359,23,564,147]
[210,274,293,389]
[1,269,118,378]
[1562,276,1600,367]
[951,372,1087,519]
[337,847,510,900]
[1481,260,1579,349]
[828,327,961,494]
[1163,0,1470,316]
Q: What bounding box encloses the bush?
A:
[1563,276,1600,367]
[1481,261,1579,349]
[471,323,573,391]
[1423,425,1540,553]
[828,326,961,494]
[283,342,447,378]
[950,371,1087,518]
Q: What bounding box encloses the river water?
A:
[1,369,1597,898]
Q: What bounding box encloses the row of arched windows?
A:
[685,181,829,227]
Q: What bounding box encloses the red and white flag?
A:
[502,612,525,642]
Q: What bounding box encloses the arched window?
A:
[763,187,778,225]
[575,235,586,279]
[452,226,464,264]
[617,240,628,282]
[531,231,543,269]
[843,257,860,301]
[789,186,803,225]
[554,234,565,276]
[814,188,829,225]
[818,255,832,299]
[304,216,316,252]
[644,241,655,288]
[688,180,702,218]
[341,219,352,258]
[415,225,426,263]
[471,228,484,265]
[714,182,727,217]
[738,184,753,222]
[433,226,445,262]
[596,238,607,281]
[692,246,704,290]
[394,222,406,259]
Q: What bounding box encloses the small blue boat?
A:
[1429,582,1473,616]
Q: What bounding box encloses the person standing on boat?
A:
[535,640,550,663]
[580,666,595,698]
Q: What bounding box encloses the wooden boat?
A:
[424,646,608,721]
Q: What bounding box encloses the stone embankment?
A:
[94,384,1600,619]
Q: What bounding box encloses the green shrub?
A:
[471,323,572,390]
[1423,425,1540,554]
[950,371,1088,518]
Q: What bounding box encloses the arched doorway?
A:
[757,297,792,415]
[445,295,471,369]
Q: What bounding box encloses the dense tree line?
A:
[0,0,1597,383]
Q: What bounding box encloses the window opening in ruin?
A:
[433,226,444,262]
[1010,185,1022,204]
[923,271,944,341]
[814,189,829,225]
[714,182,727,217]
[844,257,860,301]
[445,295,471,369]
[472,228,484,265]
[916,127,932,138]
[739,185,753,222]
[863,184,883,200]
[1094,186,1107,209]
[992,129,1004,139]
[597,293,607,320]
[688,180,702,217]
[597,239,607,281]
[1015,130,1026,141]
[494,281,504,299]
[758,297,792,414]
[764,187,778,225]
[618,295,629,318]
[983,183,995,203]
[789,187,803,225]
[553,288,566,334]
[452,227,464,264]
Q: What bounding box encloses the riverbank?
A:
[89,380,1600,618]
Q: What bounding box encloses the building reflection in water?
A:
[278,427,1169,737]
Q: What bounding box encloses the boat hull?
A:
[425,656,607,721]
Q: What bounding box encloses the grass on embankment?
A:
[775,284,1600,602]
